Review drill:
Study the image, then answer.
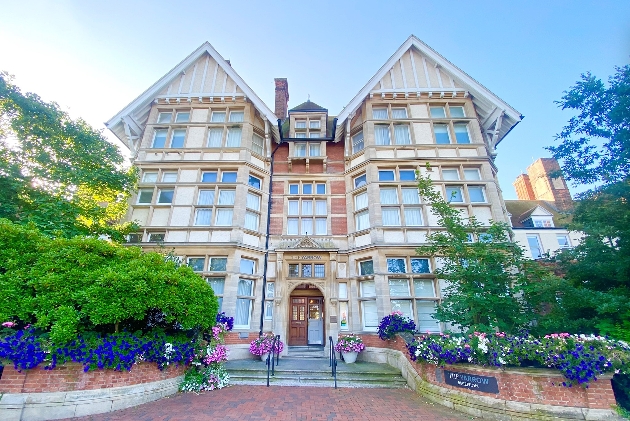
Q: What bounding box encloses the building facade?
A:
[106,36,522,356]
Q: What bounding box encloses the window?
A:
[240,258,256,275]
[221,172,237,183]
[175,112,190,123]
[434,124,451,144]
[309,132,320,139]
[354,174,367,188]
[445,186,463,203]
[170,129,186,148]
[215,189,235,225]
[288,264,299,277]
[289,184,299,194]
[468,186,486,203]
[295,120,307,129]
[248,175,261,189]
[411,258,430,273]
[265,301,274,321]
[194,208,212,225]
[355,210,370,231]
[295,143,306,157]
[339,283,349,331]
[375,125,391,145]
[152,129,167,148]
[252,134,264,155]
[148,233,165,242]
[316,183,326,194]
[557,235,571,248]
[245,211,259,231]
[137,189,154,204]
[209,257,227,272]
[187,257,205,272]
[142,172,158,183]
[302,184,312,194]
[382,208,401,226]
[126,233,142,243]
[449,106,465,118]
[379,170,395,181]
[235,279,254,328]
[392,108,408,119]
[287,199,327,235]
[359,260,374,275]
[454,123,470,144]
[197,190,214,205]
[309,120,320,129]
[399,170,416,181]
[247,192,261,212]
[360,281,378,330]
[442,169,459,180]
[527,235,543,259]
[211,111,226,122]
[157,189,174,204]
[464,169,481,180]
[430,106,446,118]
[226,127,242,147]
[162,172,177,182]
[157,112,171,123]
[207,128,223,147]
[309,142,321,156]
[355,192,368,210]
[352,131,364,154]
[387,258,407,273]
[229,111,244,122]
[207,277,224,311]
[372,108,388,119]
[293,142,322,157]
[393,125,411,145]
[295,133,307,138]
[287,263,325,278]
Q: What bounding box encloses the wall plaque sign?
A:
[444,370,499,393]
[287,255,323,260]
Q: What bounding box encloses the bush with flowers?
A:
[334,334,366,354]
[378,311,417,340]
[407,331,630,388]
[249,332,284,356]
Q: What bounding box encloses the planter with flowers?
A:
[334,334,365,363]
[249,332,284,361]
[378,311,416,341]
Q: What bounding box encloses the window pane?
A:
[315,218,326,235]
[302,184,312,194]
[162,172,177,182]
[411,258,430,274]
[171,129,186,148]
[527,235,542,259]
[302,264,312,277]
[382,208,401,226]
[202,172,217,182]
[454,123,470,144]
[339,283,348,299]
[404,208,423,226]
[445,187,463,202]
[309,143,321,156]
[295,133,306,138]
[289,184,299,194]
[391,108,408,119]
[218,190,235,205]
[352,131,364,153]
[557,235,570,247]
[240,259,255,275]
[215,209,233,225]
[310,132,320,138]
[288,200,299,215]
[226,127,242,147]
[301,218,313,235]
[379,170,395,181]
[380,188,399,204]
[245,211,259,231]
[310,120,321,129]
[442,169,459,180]
[198,190,214,205]
[211,112,226,122]
[394,125,411,145]
[265,301,273,320]
[302,200,313,215]
[356,210,369,230]
[287,218,299,234]
[157,112,171,123]
[209,258,227,271]
[194,209,212,225]
[414,279,435,297]
[247,193,261,211]
[372,108,388,119]
[354,174,367,188]
[295,120,306,129]
[316,183,326,194]
[361,281,376,297]
[315,200,327,215]
[295,143,306,157]
[175,112,190,123]
[252,134,264,155]
[188,258,205,272]
[399,170,416,181]
[207,128,223,147]
[248,175,261,189]
[288,264,299,277]
[402,188,420,204]
[387,258,406,273]
[434,124,450,144]
[138,189,154,204]
[389,279,410,296]
[207,277,224,294]
[362,301,379,328]
[430,106,446,118]
[375,125,391,145]
[464,169,481,180]
[143,172,158,182]
[235,298,251,327]
[359,260,374,275]
[314,264,325,277]
[391,299,413,319]
[355,192,368,210]
[417,301,440,332]
[158,189,174,204]
[450,106,465,118]
[468,186,486,202]
[229,111,244,122]
[152,129,167,148]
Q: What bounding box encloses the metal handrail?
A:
[328,336,337,389]
[266,334,281,387]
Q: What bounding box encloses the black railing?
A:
[266,335,281,387]
[328,336,337,389]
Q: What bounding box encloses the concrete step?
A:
[286,346,326,358]
[225,357,407,388]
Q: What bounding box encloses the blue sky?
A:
[2,0,628,199]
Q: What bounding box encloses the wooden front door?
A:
[289,297,307,345]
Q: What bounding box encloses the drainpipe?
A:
[259,120,284,336]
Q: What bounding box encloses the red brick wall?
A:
[0,362,184,394]
[330,180,346,195]
[331,197,346,214]
[269,216,283,235]
[357,334,616,410]
[331,217,348,235]
[224,332,258,345]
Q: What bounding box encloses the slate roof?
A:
[289,100,328,113]
[504,200,572,228]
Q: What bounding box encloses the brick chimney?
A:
[274,78,289,120]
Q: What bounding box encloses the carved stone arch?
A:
[287,281,326,296]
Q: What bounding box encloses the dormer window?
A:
[523,217,554,228]
[295,120,307,129]
[309,120,320,129]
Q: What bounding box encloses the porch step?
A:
[225,357,407,388]
[287,346,326,358]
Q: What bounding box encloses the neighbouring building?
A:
[506,158,582,259]
[106,35,522,357]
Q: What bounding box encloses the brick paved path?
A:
[74,386,477,421]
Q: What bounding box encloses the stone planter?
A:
[260,352,269,361]
[342,351,358,363]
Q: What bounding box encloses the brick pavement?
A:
[74,386,477,421]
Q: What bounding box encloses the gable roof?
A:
[106,42,278,152]
[335,35,522,149]
[505,200,571,228]
[289,100,328,113]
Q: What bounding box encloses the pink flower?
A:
[2,321,15,328]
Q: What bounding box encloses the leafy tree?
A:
[0,219,218,343]
[0,72,137,240]
[415,175,562,334]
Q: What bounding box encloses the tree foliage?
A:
[0,219,219,343]
[0,72,137,240]
[415,175,562,334]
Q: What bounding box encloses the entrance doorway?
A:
[289,284,324,346]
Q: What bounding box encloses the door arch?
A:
[288,283,325,346]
